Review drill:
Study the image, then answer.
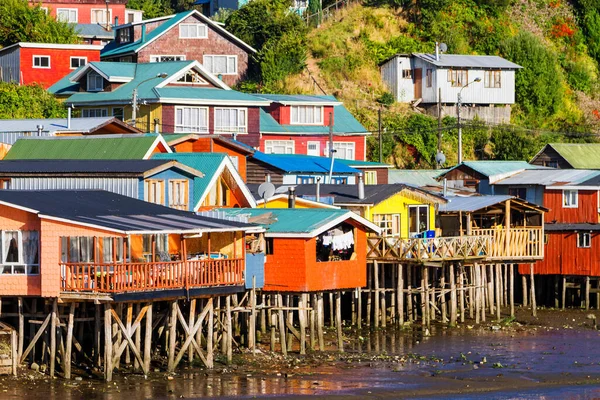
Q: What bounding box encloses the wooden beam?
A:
[64,303,75,379]
[104,304,113,382]
[20,313,51,363]
[144,302,152,374]
[50,299,57,378]
[109,308,146,374]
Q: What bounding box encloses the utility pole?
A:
[378,107,382,163]
[131,88,138,128]
[327,112,335,184]
[457,91,462,164]
[437,87,442,169]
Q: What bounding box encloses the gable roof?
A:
[216,208,380,237]
[389,169,446,186]
[0,117,141,137]
[0,42,104,53]
[101,10,256,58]
[162,134,255,155]
[4,134,170,160]
[250,152,359,175]
[439,161,548,183]
[411,53,522,69]
[0,190,256,234]
[0,159,203,178]
[75,23,115,40]
[439,195,547,213]
[530,143,600,169]
[293,183,446,206]
[255,95,369,135]
[152,152,257,209]
[493,169,600,187]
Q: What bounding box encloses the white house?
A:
[380,47,522,124]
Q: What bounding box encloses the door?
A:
[414,68,422,99]
[307,141,320,157]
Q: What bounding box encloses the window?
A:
[126,10,142,24]
[168,180,189,210]
[142,234,169,262]
[265,140,294,154]
[426,69,432,87]
[101,237,124,263]
[87,71,104,91]
[364,171,377,185]
[578,232,591,248]
[1,231,39,275]
[179,23,208,38]
[325,142,355,160]
[448,69,468,87]
[373,214,401,237]
[91,9,112,25]
[117,27,133,44]
[70,57,87,69]
[402,69,412,79]
[297,176,316,184]
[266,238,274,255]
[145,180,165,205]
[150,55,186,62]
[174,106,208,133]
[331,177,348,184]
[215,108,247,133]
[57,8,77,23]
[409,205,429,237]
[176,70,207,84]
[33,56,50,69]
[120,56,133,63]
[0,179,10,189]
[203,55,237,75]
[307,141,320,156]
[484,70,501,88]
[508,187,527,200]
[291,105,323,125]
[112,107,124,121]
[82,108,108,118]
[563,190,578,208]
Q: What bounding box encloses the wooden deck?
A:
[60,259,244,293]
[471,227,544,261]
[367,236,490,262]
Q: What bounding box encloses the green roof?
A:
[441,161,543,179]
[5,134,162,160]
[216,208,353,235]
[152,152,227,207]
[541,143,600,169]
[389,169,446,186]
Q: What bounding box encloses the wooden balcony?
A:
[471,227,544,261]
[60,259,244,294]
[367,235,491,262]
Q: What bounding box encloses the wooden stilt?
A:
[585,276,591,311]
[298,294,306,355]
[495,264,502,321]
[310,294,316,350]
[503,264,508,307]
[380,264,386,328]
[17,297,23,361]
[286,295,293,352]
[11,330,16,376]
[522,275,528,307]
[125,303,132,365]
[459,265,465,323]
[510,264,515,318]
[260,294,266,336]
[270,296,276,353]
[407,265,413,322]
[335,292,343,352]
[530,263,537,317]
[475,264,480,324]
[480,265,486,322]
[143,302,152,374]
[441,265,447,323]
[95,304,101,368]
[64,302,75,379]
[167,301,177,372]
[317,293,325,351]
[562,276,567,310]
[188,299,196,363]
[104,304,113,382]
[206,299,214,369]
[357,287,362,329]
[226,295,233,364]
[366,264,372,327]
[424,267,430,327]
[249,279,257,353]
[488,264,494,315]
[420,267,426,326]
[328,293,334,329]
[50,298,57,378]
[277,294,287,356]
[430,271,436,322]
[397,264,404,327]
[469,265,474,320]
[374,261,379,328]
[449,263,457,326]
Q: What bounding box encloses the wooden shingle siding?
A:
[246,159,284,185]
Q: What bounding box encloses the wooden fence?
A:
[471,227,544,261]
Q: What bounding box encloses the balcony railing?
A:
[367,235,490,262]
[471,227,544,261]
[60,258,244,293]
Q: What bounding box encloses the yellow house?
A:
[256,194,340,209]
[293,184,445,238]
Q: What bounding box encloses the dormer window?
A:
[87,71,104,92]
[118,27,133,44]
[291,105,323,125]
[176,70,207,85]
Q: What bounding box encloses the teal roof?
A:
[216,208,354,235]
[152,152,227,207]
[48,68,80,96]
[441,161,545,179]
[4,134,163,160]
[389,169,446,186]
[75,23,114,39]
[335,159,391,168]
[251,152,359,174]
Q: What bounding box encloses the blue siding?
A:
[0,46,20,84]
[138,168,196,210]
[245,253,265,289]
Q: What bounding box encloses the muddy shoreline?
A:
[3,307,600,399]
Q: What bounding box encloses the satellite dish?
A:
[258,182,275,201]
[439,43,448,53]
[436,151,446,166]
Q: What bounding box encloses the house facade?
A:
[380,50,522,124]
[0,43,102,88]
[100,10,254,87]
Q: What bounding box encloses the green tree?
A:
[0,0,77,46]
[0,83,67,119]
[126,0,173,19]
[489,125,537,160]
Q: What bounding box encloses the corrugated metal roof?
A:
[389,169,445,186]
[494,169,600,186]
[0,159,174,174]
[541,143,600,169]
[412,53,522,69]
[251,152,359,174]
[74,24,114,39]
[438,195,513,212]
[4,134,163,160]
[441,161,545,180]
[335,159,391,168]
[0,190,255,233]
[0,117,135,135]
[545,223,600,231]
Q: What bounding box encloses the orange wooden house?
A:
[218,208,380,292]
[0,190,260,300]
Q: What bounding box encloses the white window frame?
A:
[265,140,294,154]
[563,189,578,208]
[56,8,78,23]
[112,107,124,121]
[70,56,87,69]
[150,55,186,63]
[87,71,104,91]
[175,70,208,85]
[39,6,48,14]
[290,105,323,125]
[325,142,355,160]
[32,55,50,69]
[82,108,108,118]
[214,108,247,134]
[306,141,320,156]
[578,232,591,248]
[484,70,501,88]
[203,55,237,75]
[0,230,39,275]
[91,9,112,25]
[373,214,401,237]
[179,23,208,39]
[174,106,209,133]
[408,205,430,237]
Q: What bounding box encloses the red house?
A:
[256,94,370,161]
[0,42,102,88]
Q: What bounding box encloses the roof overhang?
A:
[255,194,340,209]
[155,60,231,91]
[263,211,381,238]
[70,63,133,84]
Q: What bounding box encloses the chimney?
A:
[288,187,296,208]
[154,118,160,133]
[67,106,72,129]
[435,42,440,61]
[36,125,44,136]
[358,173,365,200]
[266,174,271,183]
[141,24,146,43]
[316,177,321,202]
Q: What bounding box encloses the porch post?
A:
[466,213,472,236]
[505,200,511,256]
